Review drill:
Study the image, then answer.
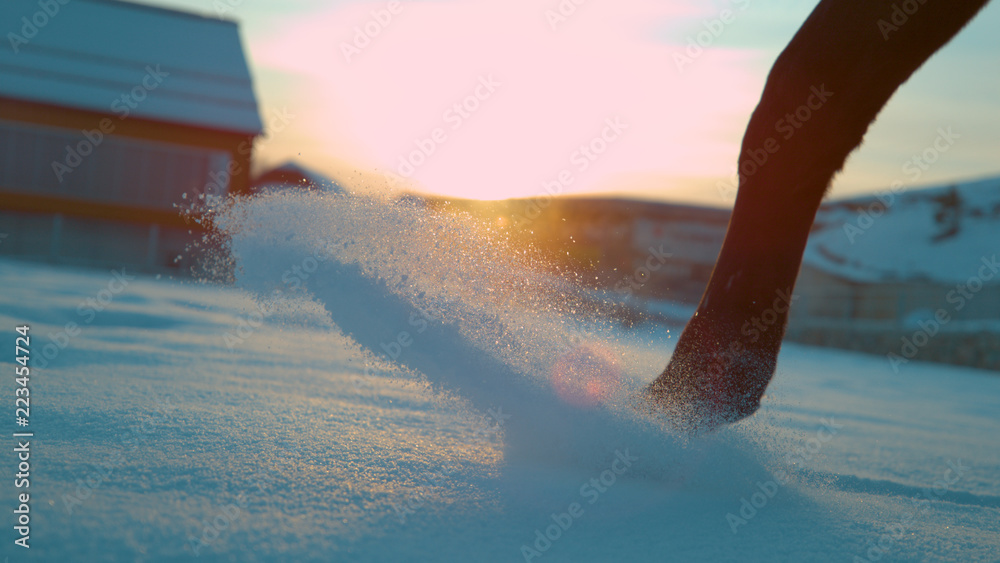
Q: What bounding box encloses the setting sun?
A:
[252,0,763,201]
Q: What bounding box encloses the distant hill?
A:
[807,175,1000,284]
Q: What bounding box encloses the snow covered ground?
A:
[2,190,999,562]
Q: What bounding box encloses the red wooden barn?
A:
[0,0,262,272]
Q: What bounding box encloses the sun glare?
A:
[253,0,764,201]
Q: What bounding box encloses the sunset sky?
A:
[147,0,999,206]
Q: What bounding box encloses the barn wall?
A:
[0,98,255,195]
[0,100,253,274]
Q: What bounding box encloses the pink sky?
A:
[253,0,765,202]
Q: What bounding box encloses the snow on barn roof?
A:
[804,175,1000,285]
[0,0,262,135]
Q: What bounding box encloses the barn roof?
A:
[252,161,346,194]
[0,0,262,136]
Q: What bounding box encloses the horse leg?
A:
[645,0,990,429]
